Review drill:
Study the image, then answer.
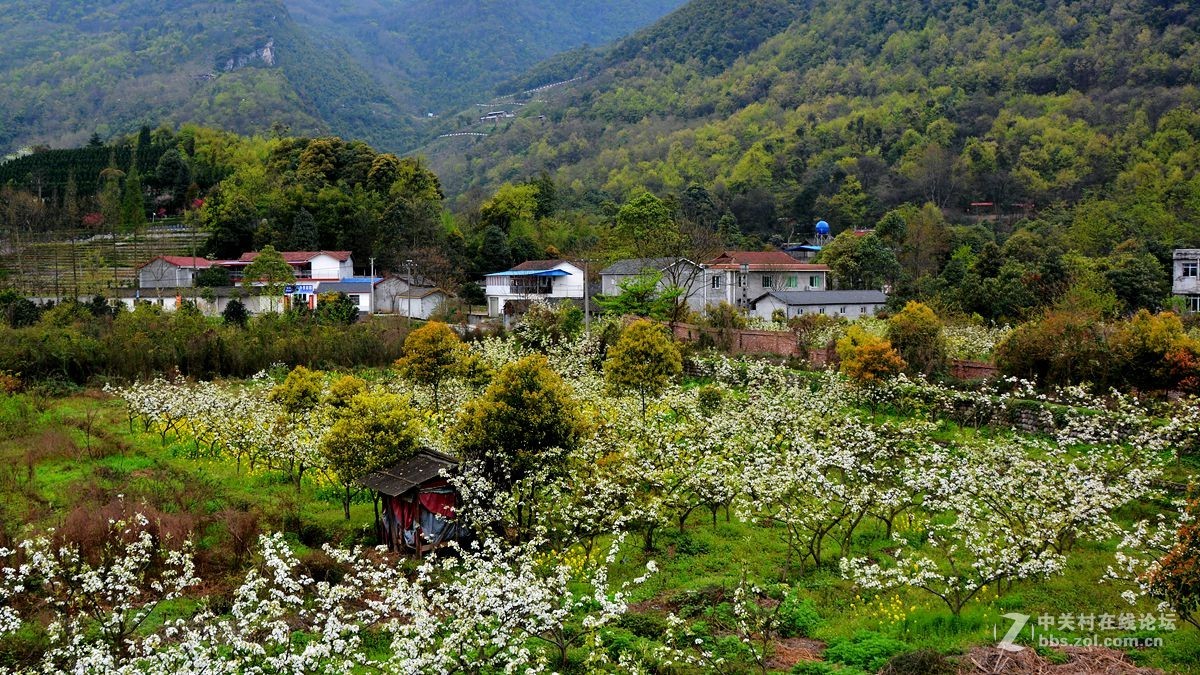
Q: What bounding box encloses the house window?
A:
[348,294,361,306]
[840,306,847,314]
[1184,261,1199,278]
[786,275,798,288]
[762,275,772,288]
[738,274,747,288]
[818,307,826,314]
[711,274,722,289]
[809,275,822,288]
[860,306,867,314]
[1190,296,1200,313]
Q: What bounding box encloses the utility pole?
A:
[71,232,79,299]
[190,214,198,308]
[405,258,413,327]
[582,258,591,337]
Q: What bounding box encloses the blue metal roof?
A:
[486,269,572,277]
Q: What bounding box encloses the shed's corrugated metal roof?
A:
[356,449,460,497]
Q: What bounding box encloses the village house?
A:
[1173,249,1200,313]
[748,289,889,321]
[484,259,585,317]
[137,250,355,289]
[137,256,217,289]
[599,257,706,313]
[373,275,450,319]
[702,251,831,309]
[224,250,354,283]
[309,280,377,314]
[131,250,462,317]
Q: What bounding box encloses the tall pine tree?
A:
[288,208,319,251]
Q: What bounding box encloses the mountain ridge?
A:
[0,0,685,155]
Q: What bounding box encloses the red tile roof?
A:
[237,250,352,264]
[705,251,830,272]
[511,259,572,271]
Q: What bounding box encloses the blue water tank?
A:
[815,220,831,235]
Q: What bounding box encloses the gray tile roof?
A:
[315,281,375,294]
[599,257,697,276]
[751,290,888,306]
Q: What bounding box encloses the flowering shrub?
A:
[0,524,655,672]
[942,324,1012,361]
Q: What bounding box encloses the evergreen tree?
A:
[221,298,249,327]
[63,169,79,228]
[120,167,146,232]
[98,167,124,232]
[154,149,192,207]
[478,225,512,273]
[288,208,319,251]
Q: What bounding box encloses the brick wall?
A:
[949,359,998,380]
[670,322,999,380]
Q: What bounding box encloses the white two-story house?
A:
[484,259,585,317]
[702,251,831,309]
[1173,249,1200,313]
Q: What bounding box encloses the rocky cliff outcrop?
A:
[223,39,276,72]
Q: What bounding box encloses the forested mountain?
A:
[281,0,687,114]
[428,0,1200,247]
[0,0,417,154]
[0,0,682,156]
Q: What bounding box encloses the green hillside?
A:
[0,0,414,154]
[282,0,687,114]
[427,0,1200,242]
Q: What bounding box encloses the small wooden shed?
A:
[357,448,470,555]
